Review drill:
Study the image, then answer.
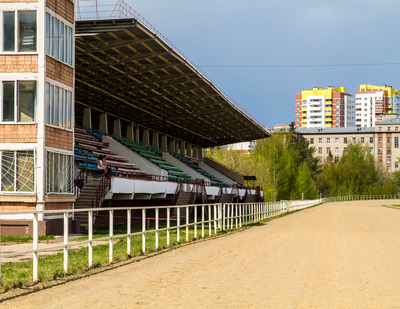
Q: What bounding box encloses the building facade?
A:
[297,115,400,173]
[355,85,400,127]
[0,0,75,233]
[295,87,354,129]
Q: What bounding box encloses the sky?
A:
[89,0,400,129]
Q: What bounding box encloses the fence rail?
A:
[5,194,398,285]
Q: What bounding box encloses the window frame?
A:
[0,80,36,123]
[2,10,37,53]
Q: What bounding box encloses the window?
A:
[326,147,330,154]
[379,127,382,132]
[378,156,382,162]
[387,147,391,154]
[335,147,339,154]
[318,138,322,144]
[352,137,356,143]
[379,137,382,143]
[2,11,37,52]
[45,82,72,129]
[344,137,348,144]
[46,152,73,194]
[387,137,391,143]
[318,147,322,154]
[310,138,314,144]
[387,157,391,163]
[395,137,399,148]
[388,167,391,172]
[327,138,330,144]
[388,127,391,132]
[46,13,73,66]
[379,147,382,154]
[370,137,373,144]
[335,138,339,144]
[361,137,365,143]
[395,162,398,168]
[396,127,399,132]
[1,150,35,192]
[1,81,36,122]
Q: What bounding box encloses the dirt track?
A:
[3,200,400,308]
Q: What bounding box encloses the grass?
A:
[382,204,400,210]
[1,235,55,244]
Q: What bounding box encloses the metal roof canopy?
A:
[75,18,269,148]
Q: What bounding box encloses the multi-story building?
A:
[295,87,354,128]
[355,85,400,127]
[0,0,75,233]
[297,114,400,172]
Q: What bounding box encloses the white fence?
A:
[322,194,400,202]
[0,200,322,284]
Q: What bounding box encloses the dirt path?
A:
[3,200,400,308]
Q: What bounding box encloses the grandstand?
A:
[0,0,269,234]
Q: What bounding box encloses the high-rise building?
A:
[295,87,354,128]
[355,85,400,127]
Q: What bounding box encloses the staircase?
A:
[74,179,101,228]
[175,191,193,206]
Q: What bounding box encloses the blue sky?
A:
[92,0,400,128]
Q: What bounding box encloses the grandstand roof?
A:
[75,18,269,148]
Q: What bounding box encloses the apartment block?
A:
[355,85,400,127]
[0,0,75,234]
[295,87,354,128]
[297,115,400,173]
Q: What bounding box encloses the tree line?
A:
[207,127,399,201]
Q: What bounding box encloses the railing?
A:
[74,153,89,198]
[0,199,322,284]
[92,174,111,209]
[322,194,400,203]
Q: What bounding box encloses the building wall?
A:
[295,87,354,128]
[300,122,400,172]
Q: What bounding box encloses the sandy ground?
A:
[3,200,400,309]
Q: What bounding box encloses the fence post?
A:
[127,209,131,256]
[88,210,93,267]
[63,211,69,273]
[186,206,189,242]
[194,205,198,238]
[177,207,180,242]
[156,208,159,249]
[33,213,38,282]
[142,208,146,253]
[239,204,242,227]
[222,204,226,230]
[201,205,205,238]
[208,205,212,235]
[214,205,217,234]
[167,207,170,246]
[109,209,113,263]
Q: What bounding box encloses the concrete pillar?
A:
[161,135,168,151]
[82,107,92,129]
[179,140,186,156]
[142,129,150,145]
[134,125,140,142]
[152,132,159,148]
[126,123,134,140]
[99,113,108,134]
[197,147,203,160]
[169,138,176,152]
[113,119,121,137]
[187,144,193,157]
[193,146,198,158]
